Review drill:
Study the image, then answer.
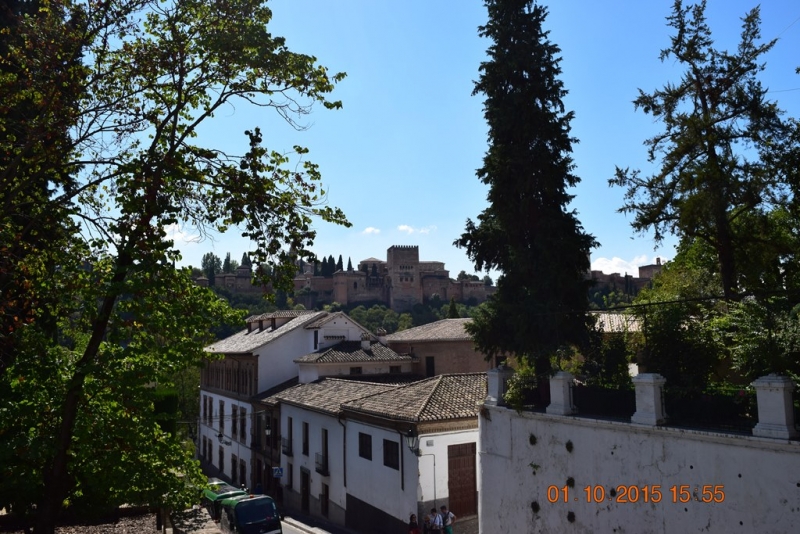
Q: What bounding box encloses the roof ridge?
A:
[412,374,444,419]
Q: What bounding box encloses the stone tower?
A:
[386,245,422,311]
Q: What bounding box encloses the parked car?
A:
[201,478,247,521]
[219,494,282,534]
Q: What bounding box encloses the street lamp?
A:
[405,428,420,456]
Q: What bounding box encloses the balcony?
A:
[281,437,293,457]
[315,452,329,476]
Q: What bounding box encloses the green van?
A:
[201,478,247,521]
[219,494,282,534]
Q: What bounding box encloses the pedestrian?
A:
[440,505,456,534]
[409,513,421,534]
[427,507,442,533]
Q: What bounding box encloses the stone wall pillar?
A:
[485,365,514,407]
[752,374,798,439]
[546,371,576,415]
[631,373,667,426]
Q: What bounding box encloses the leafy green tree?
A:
[0,0,348,530]
[382,310,400,333]
[629,241,723,390]
[455,0,596,378]
[201,252,222,286]
[610,1,790,301]
[398,313,414,331]
[348,305,368,326]
[483,275,493,287]
[456,270,479,282]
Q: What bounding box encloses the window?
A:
[239,408,247,442]
[302,422,309,456]
[389,365,401,374]
[240,459,247,490]
[202,395,207,423]
[287,463,294,490]
[314,330,319,350]
[219,400,225,431]
[425,357,435,377]
[383,439,399,470]
[350,367,362,375]
[358,432,372,460]
[218,446,224,472]
[232,405,238,436]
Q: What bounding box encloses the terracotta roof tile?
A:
[294,341,411,364]
[385,318,473,343]
[589,312,641,333]
[205,311,326,354]
[342,373,487,422]
[266,378,397,415]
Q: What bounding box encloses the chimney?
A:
[258,319,264,332]
[656,257,661,266]
[361,332,371,351]
[376,327,388,346]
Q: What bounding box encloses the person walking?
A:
[427,507,442,533]
[440,505,456,534]
[408,513,421,534]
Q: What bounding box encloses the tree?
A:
[0,0,348,529]
[455,0,596,378]
[483,275,493,287]
[327,254,336,276]
[347,257,353,271]
[610,0,790,301]
[456,270,479,282]
[201,252,222,286]
[336,254,344,272]
[447,297,460,319]
[222,252,232,273]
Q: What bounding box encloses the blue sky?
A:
[172,0,800,280]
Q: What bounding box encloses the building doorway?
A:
[447,442,477,517]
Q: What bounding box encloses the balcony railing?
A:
[281,437,293,457]
[315,452,329,476]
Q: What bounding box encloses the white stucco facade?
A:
[280,404,346,519]
[478,404,800,533]
[410,428,478,510]
[344,420,419,521]
[199,391,252,485]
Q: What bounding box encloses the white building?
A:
[264,372,486,533]
[198,310,379,492]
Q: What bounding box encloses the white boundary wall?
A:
[479,405,800,533]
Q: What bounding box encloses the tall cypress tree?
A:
[455,0,596,377]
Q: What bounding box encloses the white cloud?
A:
[362,227,381,235]
[397,224,437,235]
[591,255,668,276]
[418,225,437,234]
[164,223,201,244]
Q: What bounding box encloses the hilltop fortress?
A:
[293,245,494,311]
[196,246,664,313]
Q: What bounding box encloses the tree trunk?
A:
[33,251,133,533]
